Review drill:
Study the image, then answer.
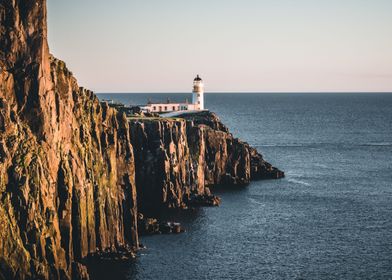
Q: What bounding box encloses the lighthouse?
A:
[192,74,204,110]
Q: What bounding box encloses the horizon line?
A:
[96,91,392,94]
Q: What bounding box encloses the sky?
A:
[47,0,392,93]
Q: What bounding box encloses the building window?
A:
[198,101,200,104]
[172,106,176,111]
[153,106,156,111]
[159,106,162,112]
[197,93,200,97]
[164,106,167,111]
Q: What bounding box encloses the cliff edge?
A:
[0,1,137,279]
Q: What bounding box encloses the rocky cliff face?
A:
[0,1,138,279]
[0,1,283,279]
[130,118,199,215]
[129,113,283,216]
[182,111,284,183]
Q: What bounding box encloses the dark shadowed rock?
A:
[72,262,90,280]
[129,111,283,217]
[137,214,185,235]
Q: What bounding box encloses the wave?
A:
[359,142,392,147]
[314,163,328,168]
[247,197,265,207]
[287,178,311,187]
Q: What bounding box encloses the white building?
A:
[141,75,205,113]
[192,74,204,110]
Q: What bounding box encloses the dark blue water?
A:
[98,93,392,280]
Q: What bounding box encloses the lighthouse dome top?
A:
[194,75,202,81]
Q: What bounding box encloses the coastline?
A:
[0,1,283,279]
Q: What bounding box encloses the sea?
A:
[95,92,392,280]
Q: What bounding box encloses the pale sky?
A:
[47,0,392,93]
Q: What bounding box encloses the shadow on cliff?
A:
[86,259,138,280]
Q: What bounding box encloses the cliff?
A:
[0,1,137,279]
[181,111,284,182]
[130,118,198,214]
[128,111,283,216]
[0,1,283,279]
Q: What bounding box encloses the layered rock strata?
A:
[128,112,283,216]
[181,111,285,183]
[0,1,137,279]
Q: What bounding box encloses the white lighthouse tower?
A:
[192,74,204,110]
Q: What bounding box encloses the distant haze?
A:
[47,0,392,93]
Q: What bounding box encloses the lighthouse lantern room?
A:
[192,74,204,110]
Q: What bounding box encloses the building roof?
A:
[194,74,202,81]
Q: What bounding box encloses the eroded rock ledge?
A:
[0,1,283,279]
[128,111,284,216]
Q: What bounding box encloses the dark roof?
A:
[194,74,202,81]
